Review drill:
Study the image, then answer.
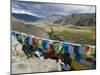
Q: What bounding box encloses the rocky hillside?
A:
[35,13,96,26]
[11,16,49,38]
[54,13,96,26]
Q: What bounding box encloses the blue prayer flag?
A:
[24,36,30,45]
[73,45,80,54]
[62,43,69,54]
[42,39,49,50]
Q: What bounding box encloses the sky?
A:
[12,0,96,18]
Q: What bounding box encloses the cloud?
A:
[12,0,96,18]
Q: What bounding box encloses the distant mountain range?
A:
[12,13,96,26]
[35,14,64,24]
[12,13,41,22]
[53,13,96,26]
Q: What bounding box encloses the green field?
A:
[35,24,96,45]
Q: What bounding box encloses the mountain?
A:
[11,16,49,38]
[12,13,96,26]
[34,14,64,24]
[12,13,41,22]
[54,13,96,26]
[34,13,96,26]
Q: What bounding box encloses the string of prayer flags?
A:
[29,36,32,45]
[84,44,90,55]
[11,32,16,37]
[17,34,23,44]
[58,42,63,54]
[75,54,81,62]
[87,46,95,58]
[79,45,84,55]
[32,37,36,46]
[50,43,54,50]
[24,35,30,45]
[60,47,64,54]
[54,42,60,54]
[11,31,96,58]
[84,44,90,51]
[46,40,50,49]
[42,39,50,50]
[65,54,72,65]
[38,32,43,48]
[11,32,17,41]
[69,45,74,54]
[36,39,39,48]
[73,45,80,54]
[39,32,42,40]
[42,39,47,50]
[38,39,43,48]
[89,46,95,55]
[62,42,69,54]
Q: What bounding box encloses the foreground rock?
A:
[12,57,62,74]
[11,36,62,74]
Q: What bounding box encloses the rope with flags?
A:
[11,31,96,69]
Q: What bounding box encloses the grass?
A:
[33,24,96,45]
